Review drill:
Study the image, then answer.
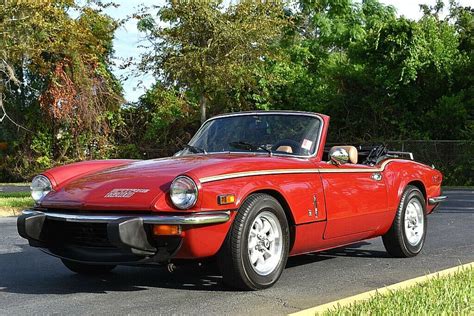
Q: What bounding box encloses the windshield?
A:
[181,113,322,157]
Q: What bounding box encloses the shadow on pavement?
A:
[285,241,388,269]
[0,240,389,295]
[320,241,390,258]
[0,245,231,294]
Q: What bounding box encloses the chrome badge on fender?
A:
[104,188,150,198]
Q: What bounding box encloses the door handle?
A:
[313,194,318,217]
[371,172,382,181]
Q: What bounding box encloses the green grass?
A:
[0,191,30,198]
[322,267,474,316]
[0,191,33,208]
[0,183,29,186]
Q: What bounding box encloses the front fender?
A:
[199,173,327,225]
[43,159,137,189]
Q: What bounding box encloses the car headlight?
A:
[31,175,52,203]
[169,176,198,210]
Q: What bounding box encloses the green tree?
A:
[137,1,289,123]
[0,0,123,180]
[271,0,472,142]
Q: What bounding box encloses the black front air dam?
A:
[107,217,157,255]
[17,212,46,241]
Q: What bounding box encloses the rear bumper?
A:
[428,196,447,204]
[18,209,231,264]
[428,195,447,213]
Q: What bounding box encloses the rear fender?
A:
[383,160,442,217]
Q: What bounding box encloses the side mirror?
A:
[329,147,349,165]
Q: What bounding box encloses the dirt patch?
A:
[0,207,22,217]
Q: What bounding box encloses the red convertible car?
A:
[18,111,446,290]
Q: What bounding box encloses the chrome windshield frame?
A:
[186,111,325,159]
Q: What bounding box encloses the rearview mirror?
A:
[329,147,349,165]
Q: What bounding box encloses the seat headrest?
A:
[329,145,358,164]
[276,145,293,153]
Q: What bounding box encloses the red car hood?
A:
[40,154,313,211]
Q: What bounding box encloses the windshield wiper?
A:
[229,141,272,156]
[183,144,207,154]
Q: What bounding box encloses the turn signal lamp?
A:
[218,194,235,205]
[153,224,182,236]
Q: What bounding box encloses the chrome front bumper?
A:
[428,196,447,205]
[17,209,231,264]
[21,209,230,225]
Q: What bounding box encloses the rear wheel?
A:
[61,259,116,275]
[218,193,289,290]
[382,185,427,257]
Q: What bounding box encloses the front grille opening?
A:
[42,220,113,248]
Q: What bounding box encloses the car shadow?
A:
[0,246,231,294]
[0,241,386,295]
[286,241,389,269]
[319,241,390,258]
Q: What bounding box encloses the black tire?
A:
[218,193,290,290]
[382,185,427,258]
[61,259,116,275]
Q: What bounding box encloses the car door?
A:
[317,163,389,239]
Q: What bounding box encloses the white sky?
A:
[104,0,473,102]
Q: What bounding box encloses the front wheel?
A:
[61,259,116,275]
[218,193,290,290]
[382,185,427,257]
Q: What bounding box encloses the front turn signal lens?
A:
[153,224,182,236]
[218,194,235,205]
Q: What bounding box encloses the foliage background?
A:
[0,0,472,185]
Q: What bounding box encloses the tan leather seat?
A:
[276,145,293,153]
[329,145,358,164]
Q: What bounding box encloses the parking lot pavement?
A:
[0,189,472,315]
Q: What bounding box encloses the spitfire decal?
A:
[104,188,150,198]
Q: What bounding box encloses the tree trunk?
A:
[200,94,207,124]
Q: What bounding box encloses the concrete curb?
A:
[289,261,474,316]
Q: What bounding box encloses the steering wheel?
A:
[271,139,301,154]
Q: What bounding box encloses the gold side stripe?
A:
[200,169,320,183]
[199,159,398,183]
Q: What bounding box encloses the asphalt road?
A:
[0,189,473,315]
[0,185,29,193]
